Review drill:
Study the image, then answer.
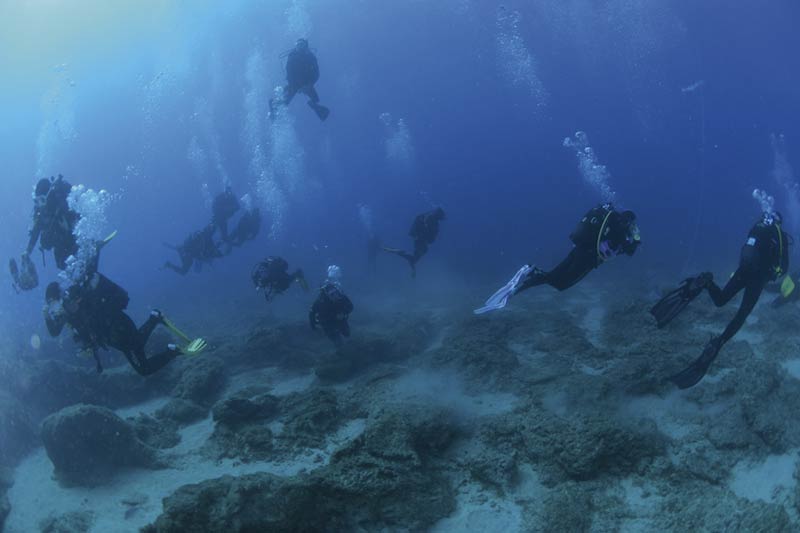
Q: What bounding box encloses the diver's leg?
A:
[304,86,320,104]
[123,347,177,376]
[284,85,298,104]
[340,320,351,338]
[137,312,163,343]
[543,247,596,292]
[719,279,765,344]
[706,270,746,307]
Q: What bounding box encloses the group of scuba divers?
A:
[6,38,334,377]
[6,168,446,378]
[7,37,796,391]
[475,204,794,389]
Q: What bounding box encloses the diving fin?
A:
[309,101,330,121]
[650,273,712,328]
[669,336,722,389]
[474,264,534,315]
[181,338,208,356]
[161,314,193,344]
[781,275,795,299]
[9,253,39,292]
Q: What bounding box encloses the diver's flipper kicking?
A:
[474,265,535,314]
[650,273,712,328]
[669,336,723,389]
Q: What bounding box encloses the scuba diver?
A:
[43,275,206,376]
[211,187,240,244]
[251,256,308,301]
[9,176,79,291]
[162,225,224,276]
[229,207,262,248]
[384,207,446,278]
[475,203,641,314]
[309,270,353,347]
[269,38,330,122]
[651,211,790,389]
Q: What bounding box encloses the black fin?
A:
[669,337,722,389]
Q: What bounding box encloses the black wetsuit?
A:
[164,226,223,275]
[27,175,79,269]
[45,275,177,376]
[212,189,240,243]
[252,256,304,301]
[309,282,353,346]
[229,208,261,247]
[270,42,328,121]
[705,221,789,344]
[387,208,445,275]
[517,204,639,293]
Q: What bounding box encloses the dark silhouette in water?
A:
[309,281,353,347]
[43,276,205,375]
[270,38,330,121]
[9,175,79,292]
[211,187,240,244]
[251,256,308,301]
[384,207,446,278]
[162,225,224,275]
[652,212,790,388]
[229,207,262,248]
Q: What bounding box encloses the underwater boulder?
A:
[130,413,181,449]
[276,389,342,450]
[148,404,458,532]
[39,510,95,533]
[171,356,225,407]
[212,392,280,427]
[521,411,666,483]
[40,404,161,486]
[204,392,281,462]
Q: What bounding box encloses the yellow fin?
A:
[781,276,796,299]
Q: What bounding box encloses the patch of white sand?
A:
[782,359,800,380]
[115,397,170,419]
[729,450,798,503]
[581,304,606,348]
[541,390,569,417]
[390,369,518,418]
[620,392,728,440]
[5,410,366,533]
[225,367,315,397]
[616,478,662,532]
[432,464,545,532]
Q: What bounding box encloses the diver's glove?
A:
[474,264,534,315]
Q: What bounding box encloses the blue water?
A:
[2,1,800,529]
[0,0,796,349]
